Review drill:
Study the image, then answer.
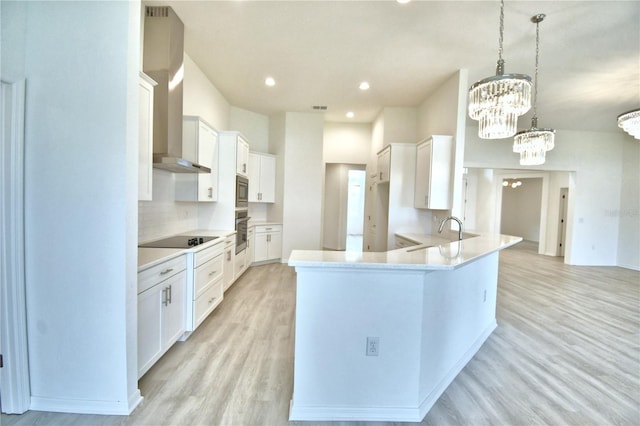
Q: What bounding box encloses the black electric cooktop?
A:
[139,235,218,249]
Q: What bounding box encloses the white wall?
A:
[464,128,632,267]
[417,70,469,224]
[323,164,349,250]
[230,106,269,152]
[183,53,229,131]
[323,122,371,165]
[501,178,543,242]
[3,0,140,413]
[268,113,286,224]
[281,113,325,260]
[617,137,640,270]
[382,107,417,143]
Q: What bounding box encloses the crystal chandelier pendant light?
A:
[468,0,532,139]
[617,109,640,139]
[513,13,555,166]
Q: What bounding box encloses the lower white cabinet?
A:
[137,255,186,379]
[235,249,247,280]
[223,237,236,291]
[254,224,282,263]
[188,242,224,331]
[247,226,254,265]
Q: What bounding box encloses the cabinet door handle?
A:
[168,285,172,304]
[227,250,231,261]
[379,171,382,180]
[209,296,217,305]
[267,234,271,243]
[208,187,213,198]
[243,163,246,173]
[160,268,173,275]
[209,270,217,276]
[162,288,168,306]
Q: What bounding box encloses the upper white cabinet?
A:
[236,136,250,177]
[248,152,276,203]
[138,72,157,201]
[176,116,218,202]
[377,146,391,183]
[414,135,454,210]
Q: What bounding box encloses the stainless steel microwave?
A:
[236,175,249,208]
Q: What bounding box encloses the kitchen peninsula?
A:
[288,233,522,422]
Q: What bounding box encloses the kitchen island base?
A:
[288,250,501,422]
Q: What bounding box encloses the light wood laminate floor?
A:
[3,242,639,425]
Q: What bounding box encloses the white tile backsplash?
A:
[138,170,199,243]
[138,200,198,243]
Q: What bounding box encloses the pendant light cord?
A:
[495,0,505,74]
[530,13,546,127]
[498,0,504,62]
[533,19,539,123]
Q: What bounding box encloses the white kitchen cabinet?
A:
[223,237,236,291]
[190,241,224,331]
[377,145,391,183]
[254,224,282,263]
[247,226,255,265]
[137,254,186,379]
[236,136,250,177]
[234,249,247,280]
[248,152,276,203]
[138,72,157,201]
[175,116,218,202]
[414,135,453,210]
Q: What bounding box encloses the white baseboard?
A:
[289,401,422,422]
[30,390,143,416]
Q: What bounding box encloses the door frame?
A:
[1,79,31,413]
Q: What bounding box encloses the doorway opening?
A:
[322,164,365,251]
[346,169,366,251]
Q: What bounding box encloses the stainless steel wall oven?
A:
[235,210,250,254]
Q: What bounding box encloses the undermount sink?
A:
[406,244,434,253]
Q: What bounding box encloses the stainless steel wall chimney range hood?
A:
[143,6,210,174]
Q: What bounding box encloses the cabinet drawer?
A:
[194,253,224,298]
[138,255,186,294]
[194,279,223,328]
[194,240,224,268]
[255,224,282,234]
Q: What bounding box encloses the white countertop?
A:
[288,233,522,271]
[138,229,235,271]
[248,220,282,227]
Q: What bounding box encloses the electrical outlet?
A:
[366,337,379,356]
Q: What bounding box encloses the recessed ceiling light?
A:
[265,77,276,87]
[359,81,370,90]
[397,0,411,4]
[346,112,355,118]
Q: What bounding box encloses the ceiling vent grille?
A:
[146,6,170,18]
[312,105,328,111]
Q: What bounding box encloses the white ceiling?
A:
[148,0,639,134]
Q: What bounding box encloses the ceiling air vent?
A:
[312,106,328,111]
[146,6,170,18]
